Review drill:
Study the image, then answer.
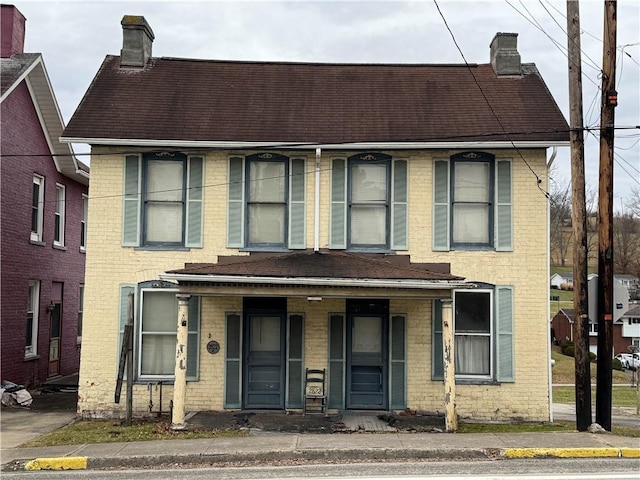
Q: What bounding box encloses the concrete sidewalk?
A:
[1,391,639,472]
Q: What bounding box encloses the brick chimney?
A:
[120,15,154,68]
[490,32,521,75]
[1,5,26,58]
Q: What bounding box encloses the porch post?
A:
[171,294,191,430]
[441,298,457,432]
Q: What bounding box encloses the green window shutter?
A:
[329,159,347,249]
[224,313,242,408]
[432,159,450,251]
[495,286,514,382]
[328,314,345,409]
[495,160,513,251]
[186,296,200,380]
[185,156,204,248]
[289,158,306,249]
[390,314,407,410]
[227,157,245,248]
[122,155,141,246]
[432,299,444,380]
[391,160,408,250]
[117,284,136,380]
[287,314,304,408]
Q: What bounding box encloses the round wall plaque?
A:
[206,340,220,355]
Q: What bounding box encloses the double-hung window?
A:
[138,288,200,380]
[54,184,66,247]
[227,153,306,250]
[330,153,408,251]
[31,175,44,242]
[433,286,514,382]
[122,152,204,248]
[77,284,84,343]
[80,194,88,251]
[433,152,512,251]
[26,281,40,357]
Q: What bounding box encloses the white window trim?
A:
[453,288,494,380]
[26,281,40,357]
[80,194,88,252]
[31,175,44,242]
[54,183,66,247]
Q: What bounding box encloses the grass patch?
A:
[20,419,247,448]
[553,386,640,408]
[458,422,572,434]
[551,346,631,385]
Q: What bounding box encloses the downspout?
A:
[546,147,554,422]
[314,148,321,252]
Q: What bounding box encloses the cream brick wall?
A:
[80,147,550,421]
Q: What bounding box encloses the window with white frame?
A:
[31,176,44,242]
[452,160,491,246]
[54,184,66,246]
[77,284,84,343]
[454,290,492,376]
[26,281,40,356]
[138,289,200,380]
[589,321,598,335]
[80,194,88,251]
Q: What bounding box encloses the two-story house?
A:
[1,5,89,388]
[62,16,569,422]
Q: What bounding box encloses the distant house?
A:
[0,5,89,388]
[620,306,640,351]
[550,272,573,289]
[62,16,569,422]
[551,275,633,356]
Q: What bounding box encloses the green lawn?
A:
[553,385,640,408]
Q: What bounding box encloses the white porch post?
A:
[441,298,457,432]
[171,294,191,430]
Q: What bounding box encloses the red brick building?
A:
[1,5,89,388]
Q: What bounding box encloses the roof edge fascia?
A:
[0,53,41,103]
[60,138,570,149]
[159,273,469,289]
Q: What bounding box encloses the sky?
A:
[12,0,640,205]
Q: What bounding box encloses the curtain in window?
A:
[141,291,176,375]
[452,162,490,244]
[351,164,387,245]
[248,162,285,244]
[146,160,184,243]
[455,336,490,375]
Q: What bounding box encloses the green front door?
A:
[346,314,388,409]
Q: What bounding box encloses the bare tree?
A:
[613,193,640,277]
[549,177,573,266]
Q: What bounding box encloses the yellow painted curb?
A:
[503,448,620,459]
[24,457,88,470]
[620,448,640,458]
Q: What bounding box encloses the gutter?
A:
[159,273,469,290]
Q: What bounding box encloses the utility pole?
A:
[596,0,617,432]
[566,0,591,432]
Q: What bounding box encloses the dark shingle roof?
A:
[167,251,463,282]
[63,56,569,144]
[0,53,39,96]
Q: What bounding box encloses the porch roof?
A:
[160,251,467,290]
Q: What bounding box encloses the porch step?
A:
[340,412,396,432]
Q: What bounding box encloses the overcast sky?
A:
[14,0,640,204]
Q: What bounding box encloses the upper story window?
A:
[77,284,84,343]
[330,153,407,251]
[54,184,66,247]
[247,155,288,248]
[122,152,204,249]
[227,153,306,251]
[433,152,512,252]
[26,281,40,357]
[80,194,88,252]
[31,175,44,243]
